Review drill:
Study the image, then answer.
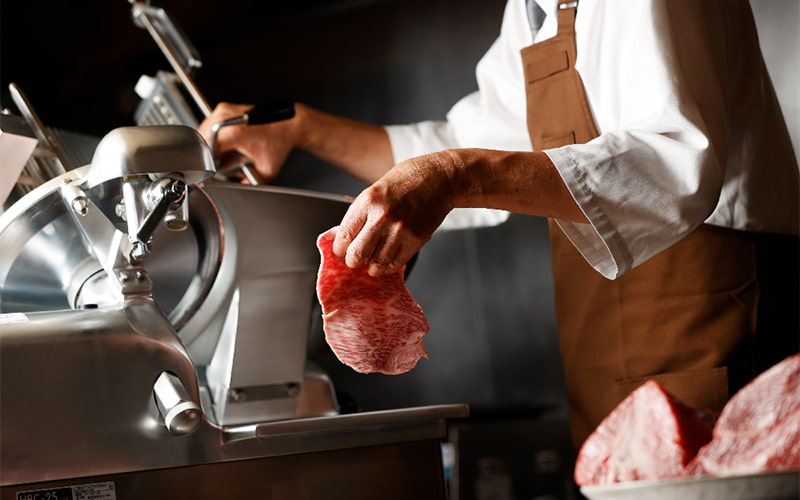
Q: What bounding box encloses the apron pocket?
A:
[525,50,570,83]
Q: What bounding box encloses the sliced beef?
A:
[574,379,716,486]
[687,354,800,477]
[316,227,429,375]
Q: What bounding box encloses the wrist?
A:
[289,102,313,151]
[292,103,340,154]
[438,148,485,209]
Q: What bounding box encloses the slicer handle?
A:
[208,99,295,185]
[209,99,296,156]
[244,99,296,125]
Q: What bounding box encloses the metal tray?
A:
[581,470,799,500]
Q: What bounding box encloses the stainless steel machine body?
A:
[0,124,466,497]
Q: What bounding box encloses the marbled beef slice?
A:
[316,227,430,375]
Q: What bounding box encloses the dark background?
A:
[2,1,796,498]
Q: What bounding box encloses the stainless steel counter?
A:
[2,437,456,500]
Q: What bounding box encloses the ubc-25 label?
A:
[17,482,115,500]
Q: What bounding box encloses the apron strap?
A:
[557,0,578,36]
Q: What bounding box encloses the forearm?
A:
[294,103,395,184]
[330,146,587,275]
[443,148,587,223]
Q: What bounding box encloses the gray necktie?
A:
[526,0,547,39]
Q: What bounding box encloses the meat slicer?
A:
[0,120,466,498]
[0,2,467,496]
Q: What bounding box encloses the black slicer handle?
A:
[245,99,295,125]
[209,99,296,185]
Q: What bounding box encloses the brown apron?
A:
[520,0,799,448]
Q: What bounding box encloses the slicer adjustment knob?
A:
[153,371,203,436]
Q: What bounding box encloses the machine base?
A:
[2,439,447,500]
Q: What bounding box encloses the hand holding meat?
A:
[332,152,457,276]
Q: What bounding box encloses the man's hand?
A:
[198,102,299,182]
[332,152,458,276]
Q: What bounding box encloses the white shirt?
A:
[384,0,799,279]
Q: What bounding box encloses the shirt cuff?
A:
[545,147,631,280]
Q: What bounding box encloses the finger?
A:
[332,209,366,261]
[372,227,429,277]
[201,103,252,135]
[363,222,403,276]
[346,221,383,269]
[366,239,401,277]
[216,102,254,118]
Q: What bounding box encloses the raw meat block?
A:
[316,227,429,375]
[574,379,716,486]
[688,354,800,477]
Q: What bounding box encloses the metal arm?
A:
[129,0,211,116]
